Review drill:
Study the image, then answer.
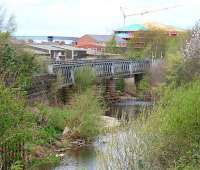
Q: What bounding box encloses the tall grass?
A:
[142,80,200,169]
[143,80,200,169]
[98,80,200,169]
[97,127,160,170]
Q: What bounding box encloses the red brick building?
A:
[76,34,126,52]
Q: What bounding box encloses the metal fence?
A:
[48,59,151,85]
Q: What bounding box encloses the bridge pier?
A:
[135,74,144,89]
[124,74,144,95]
[106,78,116,95]
[124,77,136,95]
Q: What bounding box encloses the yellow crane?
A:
[120,5,181,25]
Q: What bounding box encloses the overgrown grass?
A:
[140,80,200,169]
[99,80,200,169]
[97,126,158,170]
[142,80,200,169]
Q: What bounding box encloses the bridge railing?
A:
[48,59,151,85]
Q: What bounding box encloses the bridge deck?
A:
[48,59,151,85]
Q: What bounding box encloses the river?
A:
[55,100,152,170]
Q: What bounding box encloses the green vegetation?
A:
[74,66,96,91]
[132,80,200,169]
[29,155,60,170]
[99,81,200,170]
[68,88,104,139]
[124,30,169,59]
[105,35,125,54]
[0,34,38,90]
[0,83,29,139]
[0,39,104,168]
[11,161,24,170]
[99,21,200,170]
[116,79,125,93]
[105,36,117,53]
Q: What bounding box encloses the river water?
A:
[55,100,152,170]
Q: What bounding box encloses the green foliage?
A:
[67,88,104,139]
[125,48,145,59]
[11,161,23,170]
[142,80,200,169]
[0,83,25,138]
[105,35,121,54]
[116,79,125,93]
[144,29,169,58]
[29,155,60,170]
[74,66,96,91]
[0,34,38,90]
[169,59,200,86]
[137,75,151,94]
[165,33,198,87]
[30,105,71,144]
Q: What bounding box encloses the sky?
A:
[1,0,200,37]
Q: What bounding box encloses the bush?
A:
[74,66,96,91]
[116,79,125,93]
[66,88,104,139]
[0,83,25,138]
[141,80,200,169]
[0,33,38,90]
[31,105,71,144]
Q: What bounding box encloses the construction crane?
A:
[120,5,181,25]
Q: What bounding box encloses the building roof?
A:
[53,45,87,51]
[29,44,65,51]
[87,34,126,43]
[116,24,148,32]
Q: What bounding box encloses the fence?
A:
[48,59,151,85]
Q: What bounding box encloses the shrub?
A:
[141,80,200,169]
[11,161,23,170]
[74,66,96,91]
[66,88,104,139]
[0,83,25,138]
[0,34,38,90]
[116,79,125,93]
[31,105,71,144]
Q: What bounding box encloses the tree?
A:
[183,19,200,59]
[125,30,169,59]
[0,6,16,33]
[106,35,122,54]
[166,20,200,86]
[0,6,38,90]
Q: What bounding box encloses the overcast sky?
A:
[1,0,200,36]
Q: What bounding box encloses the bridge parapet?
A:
[48,59,151,85]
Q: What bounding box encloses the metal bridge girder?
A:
[49,59,151,85]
